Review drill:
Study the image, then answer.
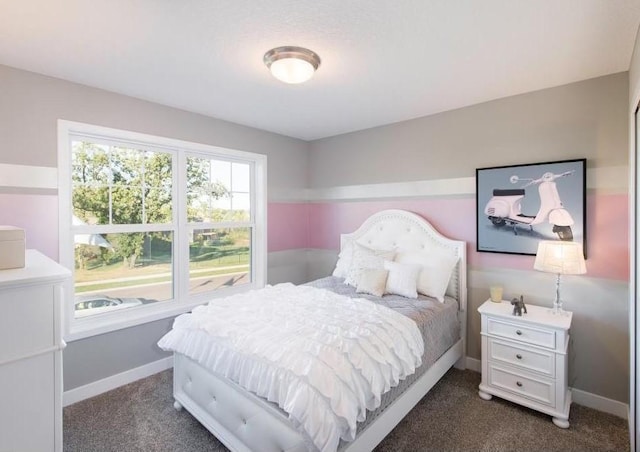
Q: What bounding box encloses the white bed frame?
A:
[171,209,467,452]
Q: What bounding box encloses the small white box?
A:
[0,226,25,270]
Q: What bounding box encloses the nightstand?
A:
[477,299,572,428]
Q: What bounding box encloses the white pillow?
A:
[394,250,459,302]
[344,243,395,287]
[384,260,420,299]
[356,268,389,297]
[332,238,355,278]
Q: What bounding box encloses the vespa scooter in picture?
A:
[484,170,575,241]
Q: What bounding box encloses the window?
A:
[58,121,266,339]
[186,155,253,295]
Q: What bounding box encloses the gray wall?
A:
[64,318,174,390]
[309,73,628,187]
[307,73,630,403]
[0,64,310,390]
[0,64,309,196]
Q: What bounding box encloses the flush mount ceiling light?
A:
[263,46,321,84]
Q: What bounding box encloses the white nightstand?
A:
[477,299,573,428]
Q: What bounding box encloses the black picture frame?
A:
[476,158,587,257]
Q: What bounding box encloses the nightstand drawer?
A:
[488,364,555,407]
[487,318,556,349]
[488,338,555,377]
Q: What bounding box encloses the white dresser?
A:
[0,250,70,452]
[477,299,573,428]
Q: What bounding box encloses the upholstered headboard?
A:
[340,209,467,313]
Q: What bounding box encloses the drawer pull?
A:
[516,381,523,387]
[516,354,522,360]
[516,330,523,336]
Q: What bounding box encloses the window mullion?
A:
[176,152,188,302]
[141,152,146,225]
[187,221,254,230]
[108,145,114,225]
[71,223,173,234]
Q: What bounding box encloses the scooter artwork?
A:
[484,170,575,241]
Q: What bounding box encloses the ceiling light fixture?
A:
[263,46,321,84]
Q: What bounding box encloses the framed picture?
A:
[476,158,586,257]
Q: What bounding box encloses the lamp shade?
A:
[534,241,586,275]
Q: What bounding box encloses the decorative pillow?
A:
[394,250,459,302]
[356,268,389,297]
[384,260,420,299]
[332,238,355,278]
[344,243,395,287]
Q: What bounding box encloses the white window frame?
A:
[58,120,267,341]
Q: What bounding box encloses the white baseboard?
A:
[465,357,481,372]
[63,356,173,407]
[63,353,629,421]
[464,356,628,420]
[571,388,629,420]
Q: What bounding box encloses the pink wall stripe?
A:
[267,202,309,252]
[0,194,629,281]
[0,196,313,259]
[307,199,475,251]
[0,196,312,258]
[584,194,629,281]
[307,194,629,282]
[0,194,59,261]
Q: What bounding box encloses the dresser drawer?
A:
[488,364,555,407]
[0,352,55,451]
[487,318,556,349]
[0,284,55,363]
[488,338,555,377]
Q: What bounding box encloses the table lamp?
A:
[533,241,586,315]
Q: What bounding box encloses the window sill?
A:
[65,283,260,342]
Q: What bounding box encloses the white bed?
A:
[163,209,467,452]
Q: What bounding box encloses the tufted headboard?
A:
[340,209,467,313]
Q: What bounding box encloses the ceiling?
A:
[1,1,640,141]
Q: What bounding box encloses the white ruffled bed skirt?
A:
[158,283,424,452]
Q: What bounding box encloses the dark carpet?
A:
[64,368,629,452]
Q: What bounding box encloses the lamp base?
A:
[549,306,570,316]
[548,274,569,316]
